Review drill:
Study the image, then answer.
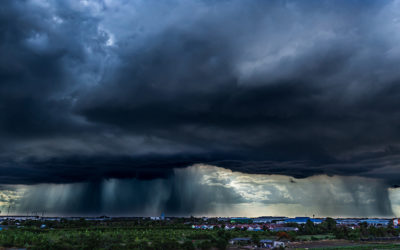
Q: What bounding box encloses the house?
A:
[258,239,285,249]
[247,225,262,231]
[274,241,285,248]
[259,239,273,248]
[270,226,298,232]
[229,237,251,245]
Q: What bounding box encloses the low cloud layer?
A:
[1,0,400,187]
[1,165,397,217]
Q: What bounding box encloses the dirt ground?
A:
[227,239,400,249]
[289,239,362,248]
[288,239,400,249]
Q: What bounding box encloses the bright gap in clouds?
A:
[0,165,399,218]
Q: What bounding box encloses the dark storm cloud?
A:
[6,166,395,217]
[0,0,101,138]
[1,0,400,185]
[12,166,247,216]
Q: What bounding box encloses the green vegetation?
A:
[0,218,271,249]
[292,218,400,241]
[0,217,399,249]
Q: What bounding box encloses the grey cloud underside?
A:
[1,0,400,184]
[7,166,395,217]
[12,170,246,216]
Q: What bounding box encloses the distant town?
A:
[1,214,397,228]
[190,216,398,230]
[1,215,400,249]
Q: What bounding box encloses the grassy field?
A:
[3,227,400,249]
[0,226,273,249]
[0,228,202,249]
[296,234,336,241]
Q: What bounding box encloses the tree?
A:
[181,240,195,250]
[334,226,349,239]
[388,220,397,236]
[215,238,228,250]
[288,231,297,240]
[199,240,212,250]
[276,231,290,240]
[388,220,394,230]
[251,234,260,245]
[286,222,299,228]
[304,219,315,235]
[347,229,361,241]
[217,229,231,240]
[325,217,336,231]
[359,222,368,238]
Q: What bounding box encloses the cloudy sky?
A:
[1,0,400,217]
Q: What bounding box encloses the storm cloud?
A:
[1,0,400,190]
[2,165,397,217]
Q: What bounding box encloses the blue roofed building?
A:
[230,217,253,223]
[360,219,390,226]
[284,217,322,224]
[336,219,360,225]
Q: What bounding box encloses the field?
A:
[0,224,272,249]
[0,227,211,249]
[290,240,400,249]
[3,228,400,249]
[295,234,336,241]
[1,217,400,249]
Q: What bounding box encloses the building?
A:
[253,216,287,223]
[259,239,285,248]
[247,225,263,231]
[230,217,253,223]
[336,219,360,226]
[259,239,273,248]
[229,237,251,245]
[284,217,322,224]
[270,226,298,232]
[217,217,230,222]
[273,241,285,248]
[360,219,389,226]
